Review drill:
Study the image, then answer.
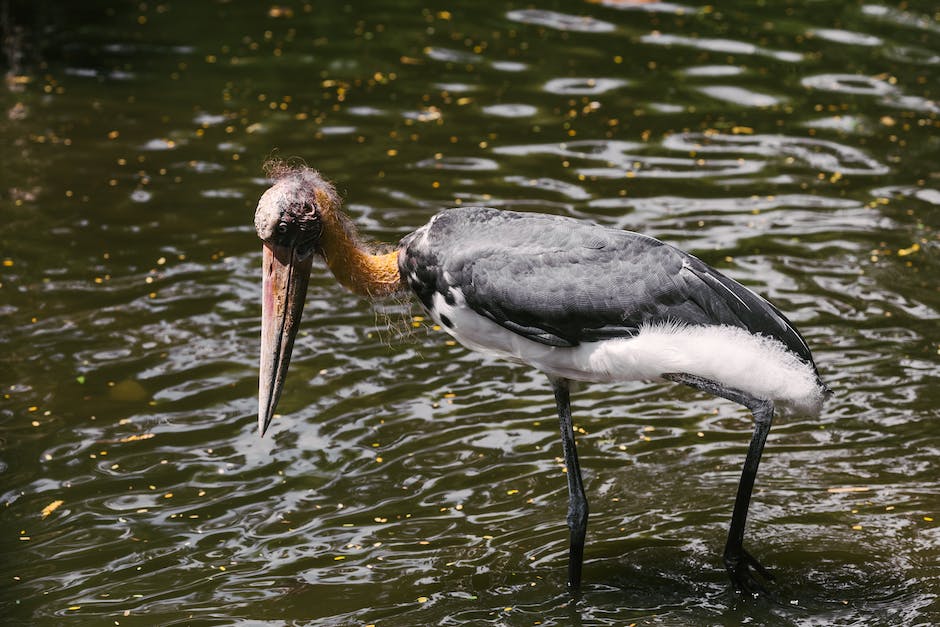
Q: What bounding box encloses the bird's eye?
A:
[277,222,288,234]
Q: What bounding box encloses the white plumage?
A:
[431,288,824,416]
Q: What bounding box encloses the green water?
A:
[1,1,938,624]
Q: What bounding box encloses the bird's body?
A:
[254,164,829,595]
[398,207,826,416]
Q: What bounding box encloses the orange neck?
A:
[318,212,401,299]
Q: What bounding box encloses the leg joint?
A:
[567,498,589,529]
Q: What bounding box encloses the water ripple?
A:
[506,9,616,33]
[503,176,591,200]
[587,0,697,14]
[415,157,499,171]
[802,73,896,96]
[816,28,883,47]
[641,33,804,62]
[662,133,890,175]
[481,103,538,118]
[543,78,629,95]
[696,85,783,107]
[495,139,764,179]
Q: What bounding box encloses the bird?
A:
[254,162,830,594]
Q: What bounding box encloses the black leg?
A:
[663,372,775,594]
[549,376,589,589]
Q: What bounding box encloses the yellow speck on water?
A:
[827,486,870,493]
[334,556,345,561]
[2,259,12,267]
[417,596,429,603]
[68,606,81,611]
[925,517,934,522]
[507,489,519,495]
[443,393,456,399]
[119,433,154,443]
[852,524,863,530]
[375,456,383,463]
[41,500,64,519]
[163,493,173,499]
[897,243,920,256]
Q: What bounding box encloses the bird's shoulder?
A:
[398,207,678,344]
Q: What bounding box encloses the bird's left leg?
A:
[549,376,589,590]
[663,372,775,594]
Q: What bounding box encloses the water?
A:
[1,1,937,624]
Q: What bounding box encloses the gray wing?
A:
[400,207,815,367]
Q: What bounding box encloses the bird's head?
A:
[254,164,339,436]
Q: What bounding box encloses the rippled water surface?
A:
[1,1,938,625]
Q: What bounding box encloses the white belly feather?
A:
[430,289,825,417]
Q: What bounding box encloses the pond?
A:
[1,1,937,625]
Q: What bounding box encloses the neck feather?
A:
[318,210,401,298]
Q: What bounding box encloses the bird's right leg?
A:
[549,376,589,590]
[663,372,775,594]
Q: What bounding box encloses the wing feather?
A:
[400,207,816,369]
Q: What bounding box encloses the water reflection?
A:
[506,9,617,33]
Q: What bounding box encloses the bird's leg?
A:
[549,376,589,590]
[663,372,775,594]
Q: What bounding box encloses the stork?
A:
[255,163,830,594]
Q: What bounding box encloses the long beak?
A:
[258,242,313,436]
